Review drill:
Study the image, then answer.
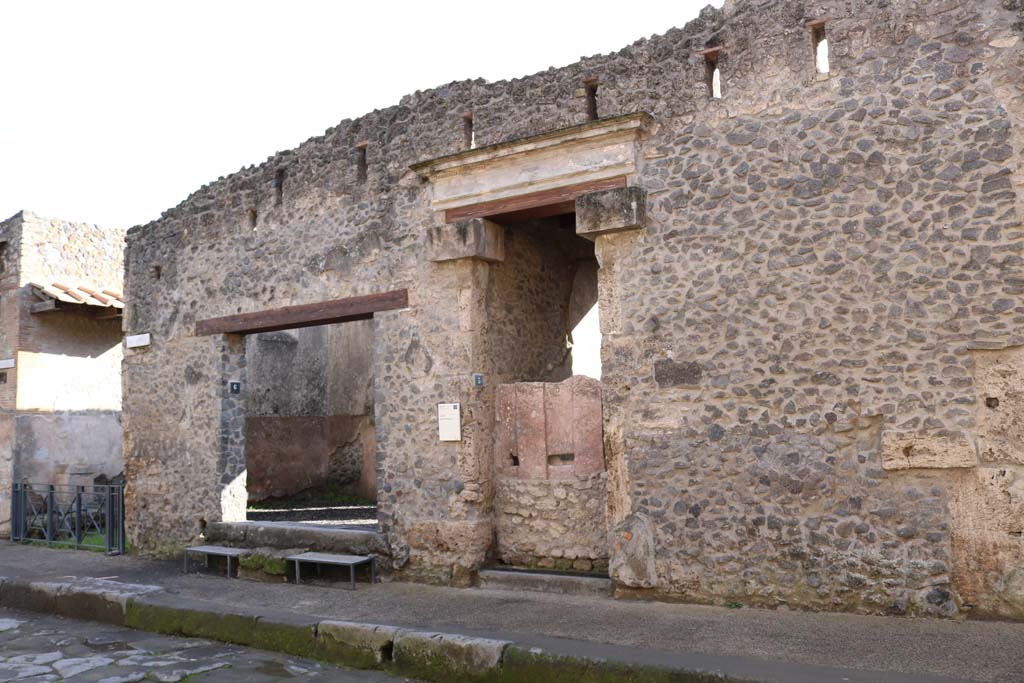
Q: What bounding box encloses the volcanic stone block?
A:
[575,186,646,238]
[427,218,504,263]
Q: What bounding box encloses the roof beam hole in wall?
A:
[811,20,830,75]
[462,112,476,150]
[584,79,599,121]
[355,143,368,183]
[703,47,723,99]
[273,168,286,206]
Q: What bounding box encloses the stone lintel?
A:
[575,186,646,238]
[427,219,505,263]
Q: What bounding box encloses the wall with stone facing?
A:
[123,0,1024,616]
[606,0,1024,618]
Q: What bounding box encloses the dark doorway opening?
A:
[487,211,601,382]
[243,318,378,530]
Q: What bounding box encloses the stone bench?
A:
[183,545,244,578]
[287,551,377,590]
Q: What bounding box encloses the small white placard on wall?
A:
[0,358,14,369]
[438,403,462,441]
[126,333,151,349]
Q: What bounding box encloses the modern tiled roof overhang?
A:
[29,282,124,317]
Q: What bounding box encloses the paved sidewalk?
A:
[0,607,415,682]
[2,542,1023,682]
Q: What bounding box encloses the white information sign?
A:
[126,333,151,349]
[437,403,462,441]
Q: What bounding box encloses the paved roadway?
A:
[0,608,416,683]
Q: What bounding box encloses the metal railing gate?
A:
[10,482,126,554]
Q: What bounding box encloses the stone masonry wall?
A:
[609,0,1024,618]
[124,0,1024,615]
[0,211,124,531]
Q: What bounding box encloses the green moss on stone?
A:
[492,647,745,683]
[250,620,318,658]
[239,553,289,576]
[125,600,259,647]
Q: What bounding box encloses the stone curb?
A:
[0,577,753,682]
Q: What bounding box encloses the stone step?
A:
[477,569,612,597]
[206,521,388,560]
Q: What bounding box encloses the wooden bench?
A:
[183,545,244,578]
[286,551,376,590]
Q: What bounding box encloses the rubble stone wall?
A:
[124,0,1024,615]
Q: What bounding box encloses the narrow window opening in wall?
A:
[248,208,258,229]
[462,113,476,150]
[0,242,7,274]
[509,453,519,467]
[153,265,162,280]
[584,79,599,121]
[547,453,575,465]
[0,372,7,384]
[273,169,285,206]
[986,396,1000,409]
[704,49,722,99]
[356,144,368,183]
[812,22,830,75]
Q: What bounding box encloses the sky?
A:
[0,0,722,230]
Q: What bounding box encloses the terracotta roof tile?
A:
[29,282,125,310]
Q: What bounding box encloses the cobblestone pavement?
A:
[0,608,416,682]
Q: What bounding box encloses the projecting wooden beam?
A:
[195,289,408,336]
[444,176,626,223]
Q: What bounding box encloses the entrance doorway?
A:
[195,290,407,533]
[243,319,378,530]
[485,208,609,575]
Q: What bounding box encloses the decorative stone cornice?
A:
[411,113,652,216]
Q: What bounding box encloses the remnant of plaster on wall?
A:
[608,513,657,588]
[592,231,640,528]
[974,345,1024,465]
[949,465,1024,619]
[880,432,977,471]
[593,231,639,338]
[403,518,492,586]
[0,416,14,535]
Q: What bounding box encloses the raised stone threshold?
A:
[205,521,389,558]
[477,568,613,597]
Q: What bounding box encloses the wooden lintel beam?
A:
[444,176,626,223]
[194,289,409,336]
